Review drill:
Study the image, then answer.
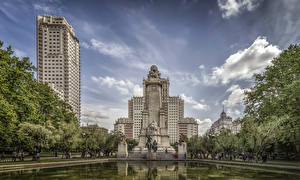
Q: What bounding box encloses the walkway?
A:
[0,158,108,172]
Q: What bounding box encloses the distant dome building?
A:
[208,109,241,136]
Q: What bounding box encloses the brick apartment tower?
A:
[36,14,81,120]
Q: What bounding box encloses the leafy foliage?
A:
[244,44,300,158]
[126,139,138,152]
[18,122,53,154]
[185,45,300,161]
[0,41,78,150]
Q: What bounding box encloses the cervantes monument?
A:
[130,65,175,159]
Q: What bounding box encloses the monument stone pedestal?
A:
[178,142,187,159]
[117,140,128,158]
[127,65,176,159]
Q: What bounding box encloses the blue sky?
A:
[1,0,299,134]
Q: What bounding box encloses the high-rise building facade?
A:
[178,117,199,139]
[114,118,133,139]
[114,65,198,144]
[36,14,81,119]
[128,97,144,140]
[168,96,184,143]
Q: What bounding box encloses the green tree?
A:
[200,134,218,159]
[18,122,53,160]
[56,122,80,158]
[0,41,78,150]
[244,45,300,158]
[126,139,138,152]
[239,116,284,162]
[187,136,202,159]
[0,94,17,149]
[214,130,238,160]
[103,133,123,156]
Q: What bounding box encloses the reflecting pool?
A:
[0,161,299,180]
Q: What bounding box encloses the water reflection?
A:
[117,161,187,180]
[0,161,300,180]
[115,161,300,180]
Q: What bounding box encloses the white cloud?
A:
[133,84,143,97]
[82,22,95,35]
[180,94,209,111]
[81,110,109,122]
[196,118,213,135]
[169,71,201,86]
[81,42,90,49]
[82,16,188,72]
[90,39,134,59]
[14,49,26,57]
[92,76,143,96]
[33,4,52,13]
[204,37,281,85]
[81,104,127,131]
[222,84,249,117]
[198,64,205,69]
[217,0,259,18]
[85,38,151,71]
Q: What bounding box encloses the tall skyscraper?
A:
[168,96,184,143]
[128,97,144,140]
[36,14,81,119]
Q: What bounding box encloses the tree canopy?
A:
[0,41,77,150]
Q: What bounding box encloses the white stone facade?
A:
[208,110,241,135]
[168,96,184,144]
[36,14,81,120]
[128,97,144,140]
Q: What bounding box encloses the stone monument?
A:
[117,139,128,158]
[130,65,175,159]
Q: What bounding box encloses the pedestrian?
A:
[36,152,40,160]
[242,154,246,161]
[18,151,22,161]
[262,154,267,163]
[1,152,5,161]
[12,151,17,162]
[21,151,24,161]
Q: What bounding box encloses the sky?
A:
[1,0,300,134]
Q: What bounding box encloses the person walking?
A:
[1,152,5,161]
[12,151,17,162]
[18,151,22,161]
[36,152,40,160]
[20,151,24,161]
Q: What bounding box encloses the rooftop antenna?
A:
[222,105,225,113]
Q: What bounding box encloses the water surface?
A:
[0,161,299,180]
